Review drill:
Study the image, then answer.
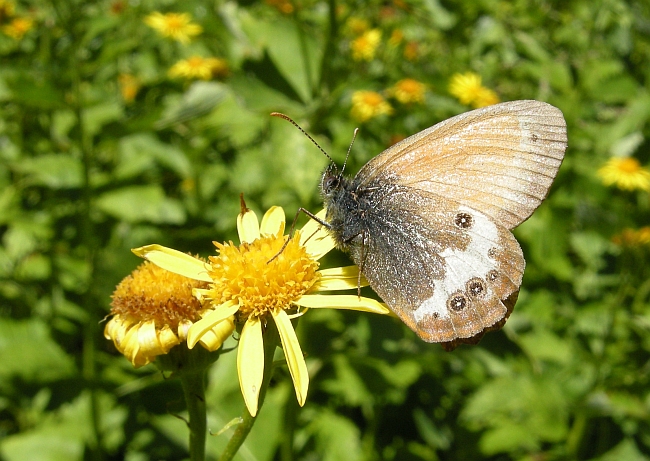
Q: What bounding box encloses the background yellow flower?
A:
[351,29,381,61]
[448,72,500,108]
[350,90,393,122]
[144,11,202,43]
[597,157,650,192]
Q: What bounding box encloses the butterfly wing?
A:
[345,184,524,348]
[355,100,567,229]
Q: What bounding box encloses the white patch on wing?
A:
[414,206,499,321]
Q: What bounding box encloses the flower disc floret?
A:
[205,233,320,320]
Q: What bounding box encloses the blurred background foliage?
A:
[1,0,650,460]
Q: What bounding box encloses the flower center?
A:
[206,233,320,320]
[110,261,206,329]
[617,157,641,173]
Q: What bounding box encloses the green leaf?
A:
[96,185,186,224]
[155,81,227,129]
[81,102,124,138]
[0,318,75,386]
[242,16,321,103]
[117,133,192,179]
[12,154,83,189]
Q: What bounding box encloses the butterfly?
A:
[278,100,567,350]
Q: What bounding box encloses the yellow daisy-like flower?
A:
[597,157,650,192]
[612,227,650,247]
[351,29,381,61]
[133,206,390,416]
[143,11,202,44]
[448,72,500,108]
[2,17,33,40]
[118,73,141,103]
[105,260,235,368]
[351,90,393,122]
[389,78,427,104]
[168,56,229,81]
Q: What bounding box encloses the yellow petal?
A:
[187,301,239,348]
[198,315,236,351]
[272,309,309,406]
[237,208,260,244]
[295,294,393,315]
[237,317,264,417]
[260,206,285,236]
[132,245,211,282]
[157,325,182,354]
[299,210,336,260]
[317,265,369,291]
[121,321,146,367]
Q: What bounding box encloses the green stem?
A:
[180,370,208,461]
[218,322,280,461]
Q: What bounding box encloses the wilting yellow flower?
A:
[389,29,404,47]
[597,157,650,192]
[612,227,650,247]
[448,72,500,108]
[2,17,33,39]
[168,56,229,80]
[0,0,15,21]
[389,78,427,104]
[351,90,393,122]
[346,17,369,35]
[403,41,419,61]
[118,73,141,103]
[134,206,390,416]
[351,29,381,61]
[144,11,202,44]
[105,260,235,368]
[264,0,294,14]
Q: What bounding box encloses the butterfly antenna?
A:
[270,112,338,173]
[340,127,359,177]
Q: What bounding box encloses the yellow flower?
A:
[264,0,294,14]
[0,0,15,22]
[168,56,229,80]
[389,78,427,104]
[388,29,404,47]
[448,72,500,108]
[105,260,235,368]
[612,227,650,247]
[351,29,381,61]
[403,41,419,61]
[133,206,390,416]
[2,17,32,40]
[351,90,393,122]
[346,17,369,35]
[118,73,141,103]
[143,11,202,44]
[597,157,650,192]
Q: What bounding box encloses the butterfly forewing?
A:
[356,100,567,229]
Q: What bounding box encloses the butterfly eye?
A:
[322,175,340,194]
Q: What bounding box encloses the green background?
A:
[1,0,650,460]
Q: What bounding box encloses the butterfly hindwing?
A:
[342,183,525,346]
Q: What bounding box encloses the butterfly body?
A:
[320,100,567,350]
